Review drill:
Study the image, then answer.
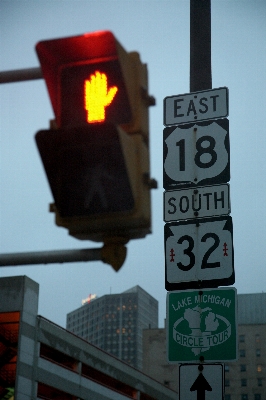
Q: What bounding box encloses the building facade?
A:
[0,275,176,400]
[142,292,266,399]
[224,293,266,400]
[66,285,158,370]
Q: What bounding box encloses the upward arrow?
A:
[190,373,212,400]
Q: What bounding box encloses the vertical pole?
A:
[190,0,212,92]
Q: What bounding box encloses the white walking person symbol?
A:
[84,164,114,209]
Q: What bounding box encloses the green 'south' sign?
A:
[167,288,237,362]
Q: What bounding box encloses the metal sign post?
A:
[162,2,237,396]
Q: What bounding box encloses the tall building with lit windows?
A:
[66,285,158,370]
[0,275,175,400]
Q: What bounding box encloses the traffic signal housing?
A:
[35,31,156,243]
[36,30,153,139]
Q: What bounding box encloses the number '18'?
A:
[176,135,217,171]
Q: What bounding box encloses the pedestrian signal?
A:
[35,30,154,138]
[35,125,152,242]
[35,31,156,244]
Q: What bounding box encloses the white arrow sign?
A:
[179,364,224,400]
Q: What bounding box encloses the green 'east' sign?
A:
[167,288,237,363]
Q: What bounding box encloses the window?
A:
[38,383,76,399]
[239,334,245,343]
[257,365,262,372]
[224,364,229,372]
[255,334,260,343]
[254,395,261,400]
[81,363,136,399]
[257,378,262,386]
[225,379,230,387]
[240,364,246,372]
[241,395,248,400]
[39,343,78,372]
[256,349,261,357]
[0,311,20,396]
[241,379,247,387]
[225,395,231,400]
[240,349,246,357]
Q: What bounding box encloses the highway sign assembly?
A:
[165,216,234,290]
[164,184,230,222]
[179,363,224,400]
[163,9,236,391]
[163,118,230,190]
[164,87,228,126]
[167,287,237,363]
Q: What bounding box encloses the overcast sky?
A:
[0,0,266,329]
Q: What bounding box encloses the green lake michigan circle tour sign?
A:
[167,287,237,363]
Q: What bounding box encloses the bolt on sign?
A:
[166,287,237,363]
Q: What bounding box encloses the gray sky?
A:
[0,0,266,328]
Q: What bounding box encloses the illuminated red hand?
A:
[84,71,118,123]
